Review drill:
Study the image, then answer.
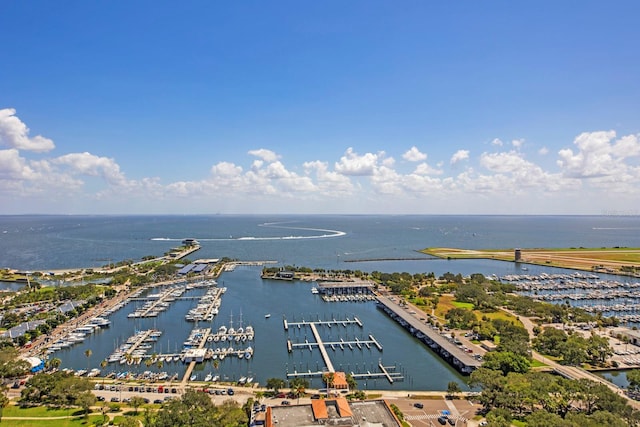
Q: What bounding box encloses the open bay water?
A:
[2,214,640,390]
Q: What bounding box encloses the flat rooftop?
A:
[267,399,400,427]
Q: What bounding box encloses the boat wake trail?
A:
[150,222,346,242]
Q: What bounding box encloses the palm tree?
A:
[323,372,335,397]
[84,349,92,371]
[100,359,108,385]
[48,357,62,371]
[290,377,308,404]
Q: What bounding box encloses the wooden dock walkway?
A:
[309,323,334,372]
[181,329,211,384]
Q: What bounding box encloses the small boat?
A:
[265,314,271,318]
[204,373,212,382]
[190,374,197,381]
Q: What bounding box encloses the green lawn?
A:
[530,359,547,368]
[3,406,85,418]
[2,415,104,427]
[451,301,474,309]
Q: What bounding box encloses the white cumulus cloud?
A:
[334,148,383,176]
[557,130,622,178]
[248,148,280,163]
[512,138,525,149]
[53,152,128,186]
[402,146,427,162]
[450,150,470,165]
[0,108,55,153]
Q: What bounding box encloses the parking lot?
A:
[388,395,480,427]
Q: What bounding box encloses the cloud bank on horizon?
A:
[1,108,639,215]
[1,2,639,215]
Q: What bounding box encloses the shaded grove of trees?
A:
[20,371,95,411]
[0,346,30,379]
[8,283,109,306]
[470,367,639,426]
[146,390,247,427]
[533,327,613,366]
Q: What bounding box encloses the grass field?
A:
[433,295,521,327]
[1,416,104,427]
[421,247,640,275]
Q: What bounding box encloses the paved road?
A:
[504,309,640,410]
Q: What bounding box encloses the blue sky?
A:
[1,1,639,215]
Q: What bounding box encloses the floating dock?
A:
[284,316,395,384]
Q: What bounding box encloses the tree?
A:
[0,346,30,379]
[323,372,335,395]
[84,348,92,371]
[48,357,62,372]
[0,384,9,422]
[130,396,146,415]
[447,381,461,399]
[469,368,506,410]
[445,307,476,329]
[150,389,247,427]
[482,351,530,375]
[100,359,108,384]
[345,373,357,391]
[533,327,568,357]
[486,408,512,427]
[627,369,640,393]
[586,333,613,365]
[526,410,565,427]
[265,378,285,393]
[76,391,96,417]
[289,377,309,403]
[559,335,588,366]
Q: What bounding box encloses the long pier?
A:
[181,328,211,384]
[309,323,334,372]
[284,316,363,331]
[376,295,481,374]
[286,363,404,383]
[284,316,396,384]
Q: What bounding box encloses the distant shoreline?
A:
[422,247,640,277]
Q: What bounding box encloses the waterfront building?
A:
[262,398,401,427]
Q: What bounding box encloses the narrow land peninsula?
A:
[421,247,640,276]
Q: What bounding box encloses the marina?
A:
[31,267,468,390]
[284,315,398,384]
[185,286,225,322]
[127,285,187,318]
[503,273,640,323]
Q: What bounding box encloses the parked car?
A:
[413,402,424,409]
[437,416,448,425]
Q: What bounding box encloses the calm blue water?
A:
[2,215,640,390]
[2,214,640,272]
